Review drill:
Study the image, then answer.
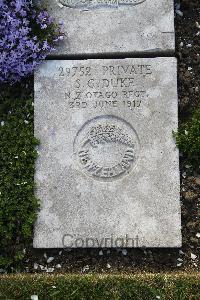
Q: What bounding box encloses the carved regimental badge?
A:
[74,115,140,181]
[59,0,146,9]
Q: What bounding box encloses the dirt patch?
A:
[176,0,200,118]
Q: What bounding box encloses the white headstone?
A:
[34,57,181,248]
[41,0,175,56]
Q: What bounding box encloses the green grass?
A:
[0,93,39,268]
[0,273,199,300]
[174,108,200,169]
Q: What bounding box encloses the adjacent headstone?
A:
[41,0,175,56]
[34,57,181,248]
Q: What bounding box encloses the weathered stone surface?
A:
[34,57,181,248]
[41,0,175,56]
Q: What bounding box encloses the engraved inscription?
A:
[74,115,140,181]
[58,63,152,111]
[59,0,146,9]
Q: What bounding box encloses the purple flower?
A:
[42,40,49,50]
[0,0,62,84]
[41,23,47,29]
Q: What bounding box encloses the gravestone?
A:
[34,57,181,248]
[40,0,175,56]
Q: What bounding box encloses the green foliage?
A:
[0,94,39,268]
[0,273,199,300]
[174,108,200,169]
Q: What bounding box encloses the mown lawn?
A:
[0,272,199,300]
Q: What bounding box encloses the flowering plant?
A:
[0,0,62,84]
